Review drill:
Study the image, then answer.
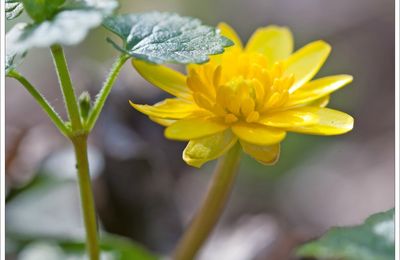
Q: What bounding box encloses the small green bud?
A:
[65,121,72,130]
[79,91,92,120]
[23,0,65,22]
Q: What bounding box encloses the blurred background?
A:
[5,0,395,259]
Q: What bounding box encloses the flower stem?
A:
[72,135,99,260]
[85,55,128,131]
[173,143,242,260]
[50,44,82,131]
[7,70,70,137]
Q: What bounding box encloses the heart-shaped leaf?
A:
[5,0,24,20]
[296,208,394,260]
[103,12,233,64]
[6,0,118,54]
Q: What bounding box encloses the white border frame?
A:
[395,0,399,257]
[0,1,398,260]
[1,0,6,259]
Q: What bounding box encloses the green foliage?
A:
[60,235,159,260]
[9,236,158,259]
[22,0,65,22]
[103,12,233,64]
[6,0,118,55]
[5,41,26,75]
[296,208,394,260]
[5,0,24,20]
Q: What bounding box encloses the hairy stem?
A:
[8,70,70,136]
[72,135,99,260]
[51,44,100,259]
[173,143,242,260]
[85,55,128,131]
[50,44,82,131]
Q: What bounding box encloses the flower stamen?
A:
[187,53,295,123]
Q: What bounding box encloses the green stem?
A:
[85,55,128,131]
[72,135,99,260]
[8,70,70,137]
[50,44,82,131]
[173,144,242,260]
[50,44,100,258]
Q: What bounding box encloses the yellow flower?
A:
[130,23,354,167]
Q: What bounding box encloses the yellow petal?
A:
[149,109,212,127]
[245,25,293,64]
[288,96,330,109]
[129,99,196,119]
[285,40,331,93]
[209,23,242,64]
[232,122,286,145]
[183,130,238,167]
[149,117,176,126]
[309,95,330,107]
[165,117,228,140]
[259,107,319,127]
[287,107,353,135]
[287,75,353,106]
[240,141,280,165]
[218,22,243,49]
[132,59,191,99]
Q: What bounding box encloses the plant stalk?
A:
[173,143,242,260]
[8,70,70,136]
[50,44,82,131]
[85,55,128,131]
[72,135,100,260]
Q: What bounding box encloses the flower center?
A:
[187,52,294,124]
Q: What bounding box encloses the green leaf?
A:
[6,0,118,54]
[5,51,25,75]
[296,208,394,260]
[5,31,26,75]
[60,235,159,260]
[11,235,158,260]
[5,0,24,20]
[103,12,233,64]
[22,0,65,22]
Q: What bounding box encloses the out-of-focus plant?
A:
[5,1,232,259]
[130,23,354,260]
[297,208,394,260]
